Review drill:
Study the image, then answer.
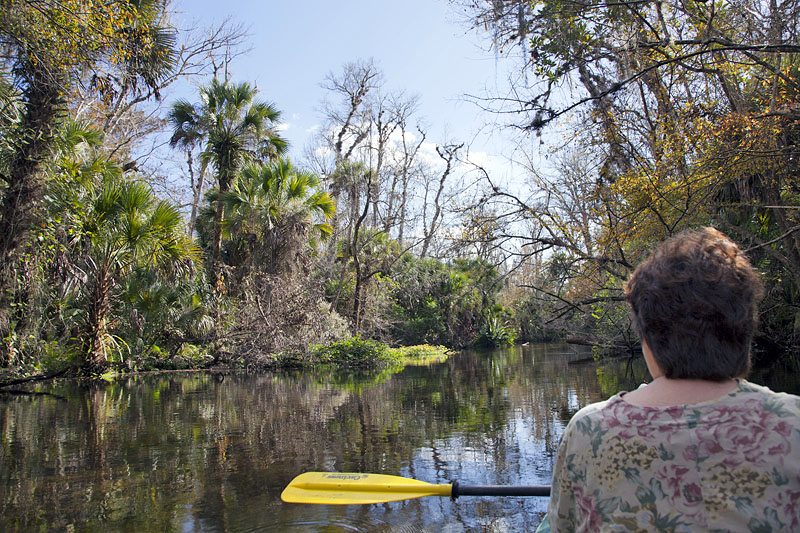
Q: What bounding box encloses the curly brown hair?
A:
[624,228,764,381]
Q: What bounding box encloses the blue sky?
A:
[171,0,522,180]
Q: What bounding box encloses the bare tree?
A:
[317,59,383,242]
[420,143,463,258]
[383,101,424,243]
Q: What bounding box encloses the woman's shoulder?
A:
[734,379,800,415]
[561,395,620,434]
[562,382,800,438]
[569,396,616,420]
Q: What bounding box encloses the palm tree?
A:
[168,79,288,271]
[168,99,206,237]
[121,268,213,356]
[0,0,178,360]
[80,180,199,372]
[222,159,334,275]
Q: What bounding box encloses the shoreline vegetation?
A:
[2,1,799,385]
[0,340,452,389]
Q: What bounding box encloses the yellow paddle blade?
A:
[281,472,452,505]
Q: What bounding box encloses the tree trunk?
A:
[350,172,374,334]
[83,265,112,373]
[186,149,205,237]
[352,264,364,334]
[423,144,462,258]
[213,194,225,267]
[0,67,62,363]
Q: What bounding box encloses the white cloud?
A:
[467,150,492,169]
[416,141,442,167]
[388,128,417,145]
[314,145,332,158]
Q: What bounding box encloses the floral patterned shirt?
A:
[546,380,800,532]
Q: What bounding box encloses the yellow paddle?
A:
[281,472,551,505]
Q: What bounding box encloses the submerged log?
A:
[0,366,70,389]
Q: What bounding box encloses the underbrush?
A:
[311,336,403,370]
[272,339,451,371]
[391,344,449,365]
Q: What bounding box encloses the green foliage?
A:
[268,343,449,371]
[388,255,451,345]
[117,269,214,361]
[391,344,449,359]
[272,349,309,369]
[0,0,176,96]
[221,159,334,275]
[73,178,200,370]
[16,339,78,375]
[391,344,449,366]
[509,298,559,342]
[0,116,209,373]
[474,308,517,348]
[311,336,403,370]
[325,229,399,337]
[389,255,503,347]
[0,1,178,362]
[127,343,213,371]
[168,78,288,266]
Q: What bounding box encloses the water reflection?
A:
[0,345,792,531]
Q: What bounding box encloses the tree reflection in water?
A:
[5,344,791,531]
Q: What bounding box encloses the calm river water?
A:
[1,344,797,532]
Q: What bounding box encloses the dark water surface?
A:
[1,345,797,532]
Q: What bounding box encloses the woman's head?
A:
[624,227,764,381]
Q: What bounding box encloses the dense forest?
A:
[0,0,798,378]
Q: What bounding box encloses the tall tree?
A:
[460,0,800,352]
[421,143,463,258]
[42,121,200,372]
[168,78,288,271]
[199,159,338,355]
[169,100,208,237]
[0,0,177,358]
[221,159,334,275]
[78,180,199,372]
[315,59,383,243]
[384,111,425,244]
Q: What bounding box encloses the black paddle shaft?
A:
[450,481,551,499]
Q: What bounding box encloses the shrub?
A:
[312,336,403,370]
[392,344,449,366]
[389,256,502,348]
[474,308,517,348]
[392,344,448,359]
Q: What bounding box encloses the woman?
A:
[545,228,800,532]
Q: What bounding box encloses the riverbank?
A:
[0,339,451,389]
